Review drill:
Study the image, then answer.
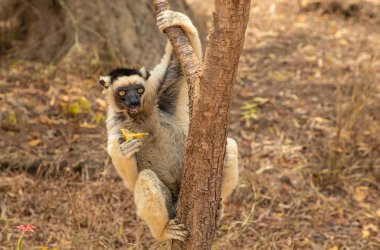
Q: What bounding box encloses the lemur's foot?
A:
[163,218,188,241]
[119,138,141,157]
[156,10,191,33]
[216,200,224,223]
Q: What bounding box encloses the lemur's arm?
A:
[149,10,202,91]
[106,110,139,191]
[157,10,202,67]
[153,10,202,120]
[144,42,173,99]
[157,10,202,62]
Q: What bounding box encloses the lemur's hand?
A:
[163,218,188,241]
[119,137,142,157]
[156,10,191,34]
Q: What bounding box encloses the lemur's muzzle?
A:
[124,92,141,114]
[127,105,140,114]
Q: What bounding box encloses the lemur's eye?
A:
[137,88,144,94]
[118,90,126,96]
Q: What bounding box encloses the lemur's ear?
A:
[139,66,151,80]
[99,76,111,89]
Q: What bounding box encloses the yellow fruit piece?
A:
[121,128,148,142]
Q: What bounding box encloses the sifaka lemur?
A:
[99,10,239,242]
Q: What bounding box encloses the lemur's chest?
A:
[133,118,187,196]
[127,113,186,166]
[136,125,186,170]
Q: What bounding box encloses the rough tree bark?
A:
[153,0,251,249]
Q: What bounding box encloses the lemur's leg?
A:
[221,138,239,201]
[107,139,140,191]
[215,138,239,220]
[106,111,140,192]
[157,10,202,62]
[134,169,188,241]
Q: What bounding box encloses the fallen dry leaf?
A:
[328,246,339,250]
[362,229,371,238]
[339,39,349,46]
[354,186,369,203]
[268,71,290,82]
[80,122,97,129]
[39,115,67,125]
[364,223,378,232]
[361,224,378,239]
[28,139,42,147]
[252,97,270,104]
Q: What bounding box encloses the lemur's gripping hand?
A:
[118,137,142,158]
[156,10,192,34]
[164,218,188,242]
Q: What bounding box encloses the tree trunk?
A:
[153,0,251,249]
[0,0,201,67]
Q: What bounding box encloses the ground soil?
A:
[1,0,379,249]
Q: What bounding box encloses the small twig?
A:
[57,0,107,46]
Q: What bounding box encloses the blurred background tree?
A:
[0,0,205,68]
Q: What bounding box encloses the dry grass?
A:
[1,0,380,249]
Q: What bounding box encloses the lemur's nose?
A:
[126,92,141,107]
[130,99,140,106]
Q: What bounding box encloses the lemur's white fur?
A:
[221,138,239,201]
[103,10,238,242]
[106,111,139,191]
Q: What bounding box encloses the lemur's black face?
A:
[99,67,151,116]
[115,83,145,115]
